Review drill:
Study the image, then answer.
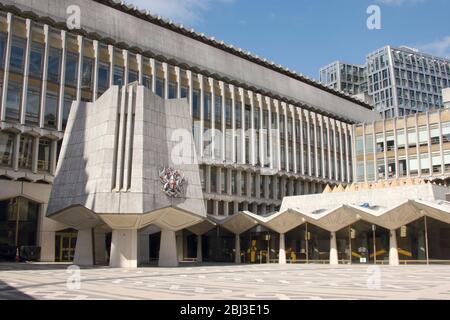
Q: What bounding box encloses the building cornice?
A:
[0,2,370,123]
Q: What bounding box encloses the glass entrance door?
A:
[55,230,77,262]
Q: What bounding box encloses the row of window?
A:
[199,165,326,202]
[356,150,450,182]
[0,132,54,172]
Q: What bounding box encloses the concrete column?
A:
[108,45,115,88]
[110,229,138,268]
[75,35,83,101]
[39,25,50,127]
[299,109,305,175]
[94,230,107,265]
[159,229,178,267]
[20,19,32,125]
[39,230,55,262]
[235,234,241,264]
[197,235,203,263]
[32,136,39,173]
[389,229,400,266]
[279,233,286,264]
[93,40,100,101]
[330,231,339,265]
[57,30,67,131]
[187,70,193,115]
[150,58,156,93]
[74,229,94,266]
[163,62,169,99]
[230,84,236,162]
[137,54,143,85]
[175,66,181,98]
[122,50,129,87]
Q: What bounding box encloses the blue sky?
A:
[128,0,450,79]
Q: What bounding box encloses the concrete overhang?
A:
[413,200,450,224]
[187,219,217,236]
[259,209,305,234]
[99,206,206,232]
[219,211,263,235]
[346,200,424,230]
[48,205,103,230]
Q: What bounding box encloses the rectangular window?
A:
[443,122,450,143]
[81,57,94,88]
[168,81,176,99]
[235,102,242,128]
[143,75,152,90]
[63,94,75,129]
[376,133,384,152]
[47,47,61,83]
[5,81,22,122]
[210,167,217,193]
[430,124,440,145]
[420,153,430,174]
[406,127,416,146]
[98,62,109,92]
[44,91,58,129]
[38,139,51,172]
[432,152,441,173]
[19,135,34,170]
[215,95,222,124]
[29,42,44,77]
[10,37,26,73]
[225,98,232,126]
[155,77,164,98]
[356,136,364,155]
[356,162,365,182]
[65,52,78,87]
[418,126,428,146]
[113,66,124,86]
[204,93,211,121]
[365,134,374,153]
[0,33,6,68]
[180,85,188,99]
[386,131,395,151]
[192,89,200,118]
[397,129,406,149]
[25,86,40,125]
[128,70,138,84]
[0,132,14,167]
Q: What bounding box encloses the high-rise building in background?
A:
[319,61,367,96]
[320,46,450,119]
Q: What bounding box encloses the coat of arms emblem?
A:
[159,168,186,198]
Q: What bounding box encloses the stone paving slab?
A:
[1,263,450,300]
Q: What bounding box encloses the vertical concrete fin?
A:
[123,85,136,190]
[115,86,128,190]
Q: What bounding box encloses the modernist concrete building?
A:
[0,0,380,265]
[320,46,450,118]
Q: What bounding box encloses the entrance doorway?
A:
[55,229,77,262]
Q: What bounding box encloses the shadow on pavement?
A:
[0,280,35,300]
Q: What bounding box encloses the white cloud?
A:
[376,0,426,5]
[126,0,235,25]
[418,36,450,58]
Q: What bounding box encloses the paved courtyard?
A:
[1,263,450,300]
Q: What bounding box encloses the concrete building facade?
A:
[0,0,380,264]
[353,108,450,185]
